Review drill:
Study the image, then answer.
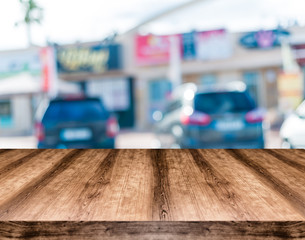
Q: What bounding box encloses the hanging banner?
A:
[41,47,51,93]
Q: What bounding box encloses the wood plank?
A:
[0,149,304,239]
[0,149,83,220]
[0,221,304,240]
[0,149,38,170]
[0,150,74,207]
[195,149,304,220]
[226,149,305,218]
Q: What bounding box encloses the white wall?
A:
[12,95,32,135]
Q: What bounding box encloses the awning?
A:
[0,73,41,97]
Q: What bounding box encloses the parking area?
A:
[0,136,37,149]
[0,128,281,149]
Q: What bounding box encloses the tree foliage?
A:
[17,0,43,26]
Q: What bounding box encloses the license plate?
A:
[215,120,244,131]
[60,128,92,141]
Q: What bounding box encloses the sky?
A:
[1,0,305,51]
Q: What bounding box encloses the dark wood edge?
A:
[0,221,304,239]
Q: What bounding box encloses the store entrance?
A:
[148,79,172,123]
[86,77,135,129]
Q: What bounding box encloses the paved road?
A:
[0,136,37,149]
[116,129,282,149]
[0,129,282,149]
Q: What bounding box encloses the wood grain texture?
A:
[0,221,304,240]
[0,149,304,239]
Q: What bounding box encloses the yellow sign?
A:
[57,48,110,73]
[278,72,304,111]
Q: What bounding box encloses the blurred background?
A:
[1,0,305,149]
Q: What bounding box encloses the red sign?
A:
[136,30,232,66]
[292,44,305,66]
[41,48,50,92]
[40,47,56,94]
[136,35,181,66]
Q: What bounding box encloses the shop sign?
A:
[41,47,57,93]
[196,29,232,60]
[278,72,303,111]
[292,44,305,66]
[0,49,41,79]
[87,78,130,111]
[135,35,175,66]
[56,44,122,74]
[136,29,232,65]
[182,32,196,60]
[240,29,290,49]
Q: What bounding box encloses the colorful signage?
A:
[0,49,42,79]
[87,78,130,111]
[136,29,232,66]
[56,44,122,74]
[278,72,304,111]
[40,47,55,93]
[196,29,232,60]
[292,44,305,66]
[135,35,174,66]
[240,29,290,49]
[182,32,196,60]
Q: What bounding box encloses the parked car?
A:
[280,100,305,149]
[35,96,119,149]
[155,82,265,148]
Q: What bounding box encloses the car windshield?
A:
[42,99,108,123]
[194,92,255,114]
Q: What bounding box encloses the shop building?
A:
[54,27,305,130]
[120,27,305,129]
[54,42,136,129]
[0,47,43,136]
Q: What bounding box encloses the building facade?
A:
[0,47,43,136]
[118,27,305,129]
[53,26,305,130]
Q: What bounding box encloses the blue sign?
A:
[240,29,290,49]
[56,44,122,74]
[182,32,196,60]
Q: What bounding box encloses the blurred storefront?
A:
[0,47,43,136]
[124,27,305,129]
[49,26,305,130]
[291,36,305,100]
[55,42,135,128]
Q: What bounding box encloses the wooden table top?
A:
[0,149,304,239]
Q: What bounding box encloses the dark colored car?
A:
[36,97,119,149]
[156,83,265,148]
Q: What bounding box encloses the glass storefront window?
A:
[148,79,172,122]
[0,100,13,128]
[243,72,259,104]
